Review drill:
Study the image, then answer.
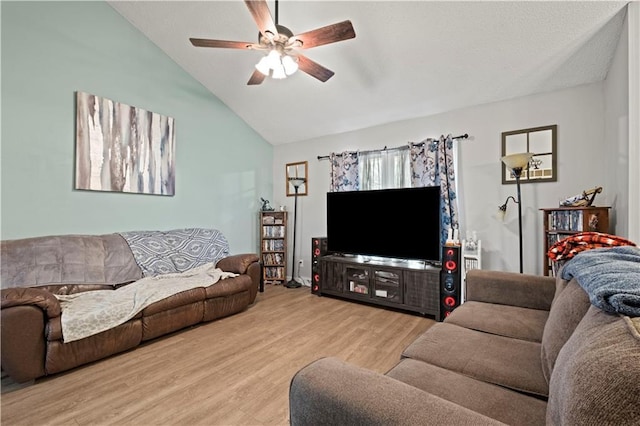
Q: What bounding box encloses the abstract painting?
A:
[75,91,175,196]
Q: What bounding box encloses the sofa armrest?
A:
[465,269,556,311]
[216,253,259,275]
[1,288,57,383]
[290,357,506,426]
[1,287,61,318]
[216,254,261,304]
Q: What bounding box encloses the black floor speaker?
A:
[311,237,328,295]
[440,245,462,321]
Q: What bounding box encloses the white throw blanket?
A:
[56,263,238,343]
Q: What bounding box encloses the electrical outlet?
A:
[299,259,304,267]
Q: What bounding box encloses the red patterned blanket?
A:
[548,232,636,262]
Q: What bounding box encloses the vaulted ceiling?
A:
[108,1,629,145]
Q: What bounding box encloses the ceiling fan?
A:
[189,0,356,85]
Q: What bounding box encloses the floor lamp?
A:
[285,177,306,288]
[500,153,534,274]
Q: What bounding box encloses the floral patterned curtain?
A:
[329,152,359,192]
[409,134,459,246]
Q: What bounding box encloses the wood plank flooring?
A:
[1,285,435,426]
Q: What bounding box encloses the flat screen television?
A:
[326,186,442,262]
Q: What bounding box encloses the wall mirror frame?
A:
[286,161,308,196]
[502,124,557,184]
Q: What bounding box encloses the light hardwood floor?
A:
[1,285,435,425]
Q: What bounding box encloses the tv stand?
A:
[317,255,441,318]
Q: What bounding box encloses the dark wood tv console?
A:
[317,255,441,318]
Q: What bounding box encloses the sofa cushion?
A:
[141,287,206,316]
[402,322,548,397]
[36,283,117,295]
[465,269,555,310]
[387,358,547,426]
[45,320,142,375]
[550,269,570,302]
[445,301,549,342]
[142,301,205,341]
[204,275,252,298]
[290,357,505,426]
[46,310,143,341]
[1,234,142,288]
[547,306,640,425]
[203,290,251,322]
[540,278,590,383]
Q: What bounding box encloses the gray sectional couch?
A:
[289,264,640,425]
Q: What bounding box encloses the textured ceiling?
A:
[108,1,628,145]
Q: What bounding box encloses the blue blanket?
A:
[561,246,640,317]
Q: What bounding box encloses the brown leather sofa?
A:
[290,266,640,425]
[1,229,261,383]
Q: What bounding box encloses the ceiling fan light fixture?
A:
[255,49,297,79]
[255,49,281,76]
[190,0,356,85]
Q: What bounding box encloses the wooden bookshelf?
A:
[260,211,288,285]
[540,206,611,276]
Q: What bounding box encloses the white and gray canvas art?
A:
[75,91,175,196]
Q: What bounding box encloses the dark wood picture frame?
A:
[286,161,308,196]
[502,124,557,184]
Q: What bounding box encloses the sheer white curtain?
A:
[359,149,411,190]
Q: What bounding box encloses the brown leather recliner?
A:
[1,230,261,383]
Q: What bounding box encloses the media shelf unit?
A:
[317,255,441,318]
[540,206,611,276]
[260,211,287,285]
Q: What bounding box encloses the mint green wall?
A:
[1,1,272,252]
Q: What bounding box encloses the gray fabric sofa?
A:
[1,228,260,383]
[289,267,640,425]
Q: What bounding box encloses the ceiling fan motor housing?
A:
[259,24,296,47]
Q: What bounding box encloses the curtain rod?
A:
[316,133,469,160]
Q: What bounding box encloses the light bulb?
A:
[282,55,299,75]
[272,63,287,79]
[255,56,271,76]
[265,50,281,69]
[496,207,507,222]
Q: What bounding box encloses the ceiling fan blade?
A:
[297,55,335,82]
[190,38,253,49]
[244,0,277,39]
[247,69,266,85]
[293,20,356,49]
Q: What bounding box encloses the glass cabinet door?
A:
[346,267,370,296]
[372,269,401,303]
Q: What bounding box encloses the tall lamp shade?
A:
[501,153,534,172]
[501,152,534,273]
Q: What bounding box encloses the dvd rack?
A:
[540,206,611,276]
[260,211,288,285]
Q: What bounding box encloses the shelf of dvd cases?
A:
[260,211,288,285]
[540,206,611,276]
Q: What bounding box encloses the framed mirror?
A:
[502,124,557,184]
[286,161,308,196]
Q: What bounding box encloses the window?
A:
[359,149,411,190]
